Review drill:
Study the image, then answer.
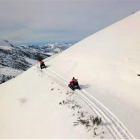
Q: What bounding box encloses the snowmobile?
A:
[41,64,46,69]
[40,61,46,69]
[68,80,81,90]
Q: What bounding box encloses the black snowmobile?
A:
[68,79,81,90]
[41,64,46,69]
[40,61,46,69]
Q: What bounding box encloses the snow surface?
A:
[0,41,72,84]
[46,52,54,56]
[0,11,140,139]
[0,46,13,50]
[43,11,140,138]
[25,58,38,65]
[0,63,112,139]
[0,65,23,84]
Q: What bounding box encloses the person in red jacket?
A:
[40,60,46,69]
[69,77,80,90]
[72,77,76,81]
[72,77,78,86]
[69,77,76,87]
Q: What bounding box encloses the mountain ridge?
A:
[0,40,72,84]
[0,11,140,138]
[43,10,140,138]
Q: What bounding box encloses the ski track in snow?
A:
[36,65,135,140]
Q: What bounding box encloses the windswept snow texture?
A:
[44,11,140,138]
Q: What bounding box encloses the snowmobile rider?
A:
[71,77,78,86]
[40,60,46,69]
[72,77,76,81]
[68,77,81,90]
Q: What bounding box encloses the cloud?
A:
[0,0,140,45]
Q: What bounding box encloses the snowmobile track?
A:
[38,67,135,140]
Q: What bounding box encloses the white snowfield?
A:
[0,45,13,50]
[0,64,113,139]
[0,63,135,139]
[0,11,140,139]
[44,11,140,138]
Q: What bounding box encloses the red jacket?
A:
[40,61,43,63]
[72,78,76,81]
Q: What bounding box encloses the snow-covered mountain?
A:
[0,40,72,84]
[0,11,140,139]
[19,43,72,55]
[45,11,140,138]
[0,39,14,47]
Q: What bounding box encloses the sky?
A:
[0,0,140,45]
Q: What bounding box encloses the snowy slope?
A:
[0,40,14,48]
[0,63,112,139]
[0,11,140,139]
[43,11,140,138]
[0,40,72,84]
[0,46,13,50]
[0,40,72,71]
[0,40,38,84]
[0,40,38,70]
[0,64,23,84]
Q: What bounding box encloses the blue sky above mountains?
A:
[0,0,140,45]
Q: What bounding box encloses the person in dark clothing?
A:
[40,60,46,69]
[68,77,81,90]
[71,77,80,87]
[72,77,76,81]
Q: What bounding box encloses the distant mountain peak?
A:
[0,39,14,47]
